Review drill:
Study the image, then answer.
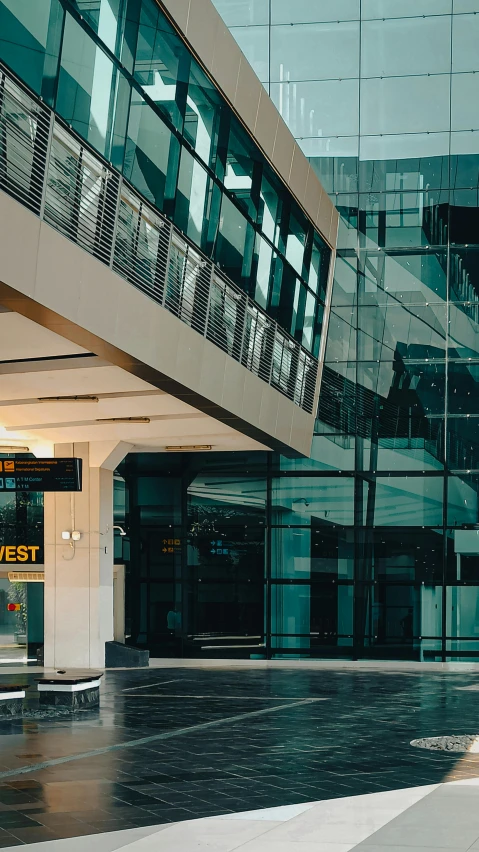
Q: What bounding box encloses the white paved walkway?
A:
[8,776,479,852]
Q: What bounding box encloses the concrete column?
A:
[43,441,131,669]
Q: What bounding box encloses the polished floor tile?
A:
[0,666,479,845]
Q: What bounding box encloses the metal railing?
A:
[0,64,318,414]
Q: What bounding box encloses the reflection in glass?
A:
[356,583,442,660]
[135,0,189,131]
[447,587,479,661]
[224,120,259,220]
[361,75,450,137]
[361,16,451,79]
[215,193,252,287]
[359,191,449,250]
[360,251,447,305]
[447,419,479,472]
[448,361,479,415]
[184,63,223,171]
[363,476,443,526]
[356,529,444,583]
[175,147,209,245]
[272,528,310,579]
[57,13,127,161]
[272,477,355,526]
[271,583,354,653]
[124,87,179,209]
[271,78,359,139]
[0,0,64,103]
[270,21,360,83]
[212,0,269,26]
[450,249,479,302]
[450,189,479,245]
[71,0,123,56]
[448,475,479,527]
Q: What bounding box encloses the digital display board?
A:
[0,458,82,492]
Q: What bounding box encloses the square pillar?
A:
[43,442,121,669]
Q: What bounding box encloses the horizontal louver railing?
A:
[0,64,318,414]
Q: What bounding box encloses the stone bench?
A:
[0,684,27,717]
[35,671,103,709]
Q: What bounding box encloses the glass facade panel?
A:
[451,73,479,132]
[0,0,63,103]
[185,63,223,172]
[366,476,444,527]
[270,22,360,83]
[134,0,189,131]
[175,147,210,246]
[270,79,360,139]
[452,13,479,74]
[447,587,479,646]
[215,193,252,287]
[361,17,451,78]
[57,13,123,160]
[124,87,179,210]
[70,0,125,57]
[213,0,269,26]
[360,76,451,136]
[272,477,355,526]
[448,475,479,526]
[271,0,360,25]
[356,583,443,659]
[363,0,452,16]
[359,191,449,250]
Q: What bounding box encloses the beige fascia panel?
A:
[185,0,220,70]
[288,146,310,211]
[0,192,314,457]
[234,57,263,137]
[271,119,296,195]
[158,0,190,32]
[253,87,280,162]
[157,0,337,251]
[212,18,241,104]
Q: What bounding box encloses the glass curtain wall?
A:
[209,0,479,661]
[0,0,331,354]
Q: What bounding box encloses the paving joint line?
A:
[0,698,321,781]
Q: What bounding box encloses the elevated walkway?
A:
[0,63,322,456]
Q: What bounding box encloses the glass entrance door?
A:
[0,577,28,663]
[0,576,44,665]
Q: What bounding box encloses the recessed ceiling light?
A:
[97,417,150,424]
[165,445,212,451]
[38,395,99,403]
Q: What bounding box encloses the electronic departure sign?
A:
[0,458,82,492]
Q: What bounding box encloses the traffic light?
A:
[7,603,21,612]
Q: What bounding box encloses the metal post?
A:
[109,174,123,269]
[39,111,55,221]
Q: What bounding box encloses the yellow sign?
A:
[0,546,40,563]
[162,538,181,554]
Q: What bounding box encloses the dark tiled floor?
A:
[0,667,478,844]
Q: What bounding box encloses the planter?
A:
[14,633,27,646]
